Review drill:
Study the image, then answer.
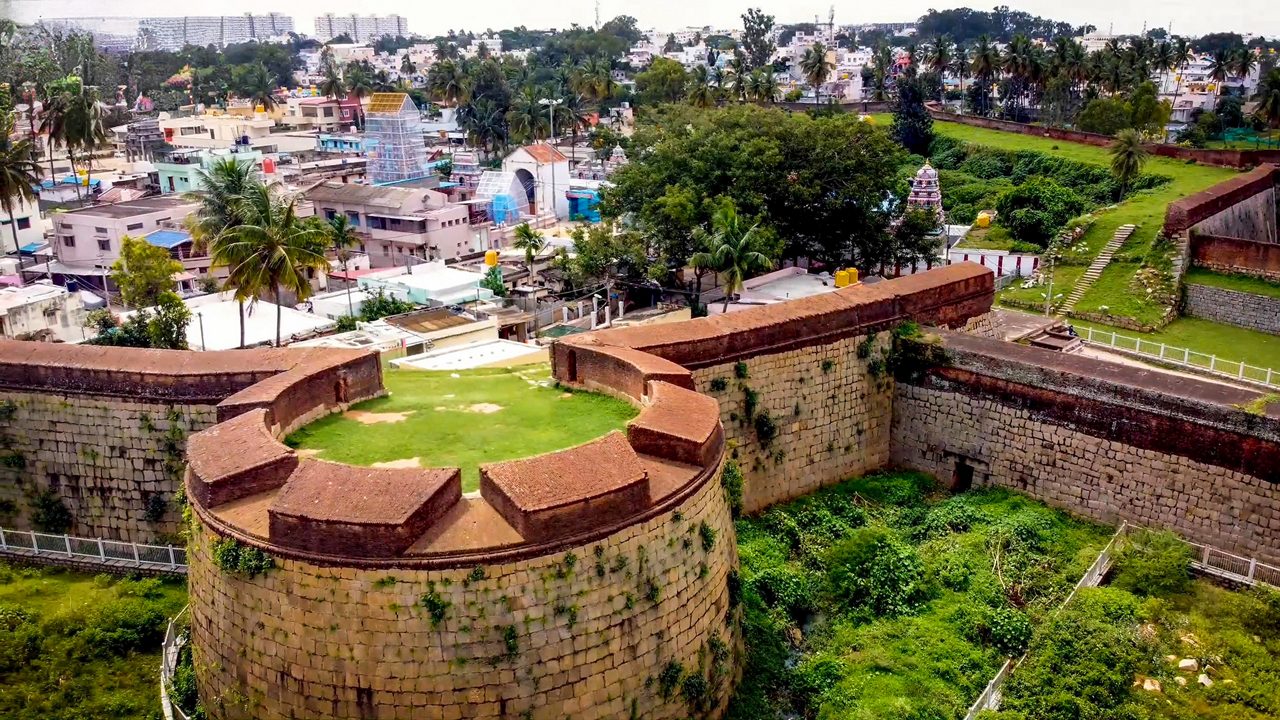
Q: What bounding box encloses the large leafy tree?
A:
[601,104,904,271]
[635,58,688,105]
[0,111,40,253]
[739,8,776,70]
[1255,69,1280,129]
[215,184,329,347]
[892,75,935,156]
[110,236,182,308]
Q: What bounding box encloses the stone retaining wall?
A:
[1184,283,1280,336]
[891,331,1280,565]
[188,464,738,720]
[0,392,214,542]
[1191,234,1280,281]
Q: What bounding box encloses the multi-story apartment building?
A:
[138,13,294,51]
[307,183,474,265]
[157,112,315,155]
[154,147,265,195]
[313,14,410,43]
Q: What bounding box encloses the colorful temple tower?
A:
[906,161,944,225]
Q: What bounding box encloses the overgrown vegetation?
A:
[989,530,1280,720]
[728,471,1112,719]
[0,564,187,720]
[210,538,275,577]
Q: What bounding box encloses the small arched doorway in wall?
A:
[514,168,537,214]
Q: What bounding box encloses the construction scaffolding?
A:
[365,93,428,185]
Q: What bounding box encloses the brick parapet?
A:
[1164,164,1278,235]
[1191,234,1280,281]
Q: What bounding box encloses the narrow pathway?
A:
[1060,224,1135,314]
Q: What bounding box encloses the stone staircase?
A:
[1026,322,1085,354]
[1058,224,1136,315]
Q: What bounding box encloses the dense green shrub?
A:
[720,461,743,518]
[827,526,926,617]
[995,177,1088,248]
[210,538,275,577]
[28,489,71,533]
[1110,529,1194,597]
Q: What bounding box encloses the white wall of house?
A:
[0,194,46,255]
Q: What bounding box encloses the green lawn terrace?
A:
[928,119,1239,325]
[284,363,638,492]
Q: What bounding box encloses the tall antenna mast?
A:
[595,0,600,27]
[829,5,835,40]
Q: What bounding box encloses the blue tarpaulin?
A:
[144,230,192,249]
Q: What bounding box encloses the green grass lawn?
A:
[729,471,1113,719]
[0,564,188,720]
[285,364,638,490]
[999,265,1086,311]
[1069,317,1280,376]
[1185,268,1280,300]
[931,120,1239,325]
[955,224,1017,250]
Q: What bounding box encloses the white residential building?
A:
[313,14,411,43]
[138,14,294,51]
[0,282,86,342]
[0,195,47,256]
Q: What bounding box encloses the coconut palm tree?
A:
[577,56,616,106]
[691,202,773,313]
[1152,40,1175,90]
[950,47,970,113]
[512,222,545,276]
[1231,48,1257,85]
[1110,129,1149,201]
[325,214,362,318]
[239,62,278,112]
[555,93,591,161]
[506,86,549,144]
[47,77,105,204]
[0,112,41,252]
[427,60,468,106]
[1208,48,1232,94]
[800,42,834,106]
[215,184,329,347]
[926,35,953,104]
[185,157,259,347]
[320,63,345,99]
[688,65,714,108]
[969,35,1000,114]
[458,97,507,158]
[1254,68,1280,129]
[400,54,416,80]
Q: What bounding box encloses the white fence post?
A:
[0,527,6,550]
[1210,356,1217,372]
[64,534,72,556]
[97,538,105,561]
[169,546,177,568]
[1249,558,1258,582]
[132,542,140,563]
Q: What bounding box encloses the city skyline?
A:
[4,0,1279,39]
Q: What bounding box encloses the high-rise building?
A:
[34,18,142,52]
[137,13,295,51]
[313,14,410,43]
[364,93,428,185]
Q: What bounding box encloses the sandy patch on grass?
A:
[464,403,503,414]
[371,457,422,469]
[294,448,322,458]
[345,410,415,424]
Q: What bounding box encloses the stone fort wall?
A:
[892,331,1280,564]
[188,466,737,720]
[1183,282,1280,336]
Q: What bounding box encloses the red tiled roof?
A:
[520,144,567,164]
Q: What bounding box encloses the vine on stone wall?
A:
[28,488,71,533]
[720,461,743,518]
[889,321,951,383]
[419,585,451,627]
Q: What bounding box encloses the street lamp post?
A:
[538,98,564,221]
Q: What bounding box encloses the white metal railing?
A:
[963,523,1125,720]
[963,523,1277,719]
[0,527,187,572]
[1081,326,1280,389]
[160,606,192,720]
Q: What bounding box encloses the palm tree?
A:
[950,47,970,113]
[344,63,375,101]
[458,97,507,158]
[0,112,41,252]
[185,157,258,347]
[688,65,714,108]
[215,184,329,347]
[512,222,545,276]
[1208,49,1232,95]
[1168,37,1193,113]
[555,93,591,162]
[800,42,834,106]
[1152,40,1175,91]
[1254,69,1280,128]
[969,35,1000,114]
[927,36,953,104]
[428,60,468,106]
[325,214,362,318]
[1231,48,1257,85]
[1110,129,1149,201]
[577,57,616,105]
[320,64,345,99]
[239,62,278,112]
[400,54,416,80]
[506,86,549,144]
[691,203,773,313]
[47,77,105,204]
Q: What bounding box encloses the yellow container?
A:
[846,267,859,285]
[484,249,500,267]
[834,270,850,288]
[976,212,992,228]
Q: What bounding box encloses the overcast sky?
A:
[4,0,1277,39]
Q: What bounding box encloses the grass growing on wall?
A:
[727,471,1113,720]
[1185,268,1280,300]
[0,563,188,720]
[285,364,638,491]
